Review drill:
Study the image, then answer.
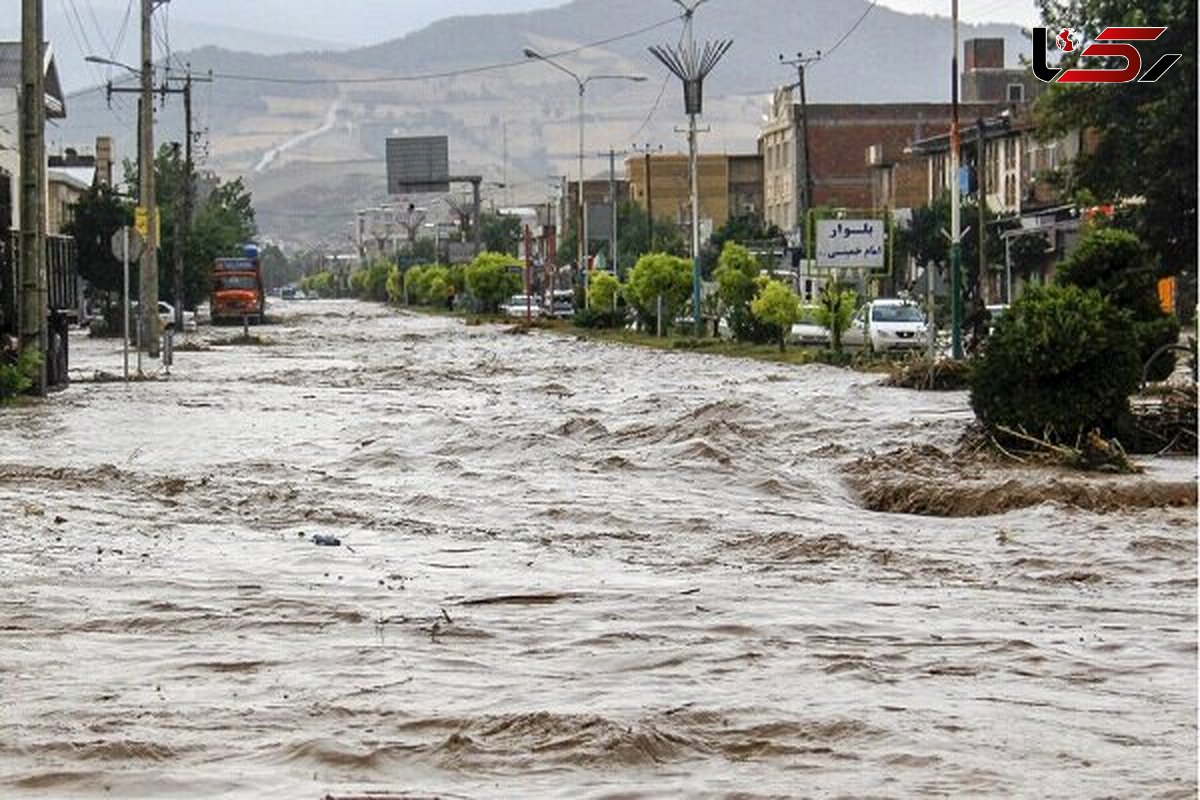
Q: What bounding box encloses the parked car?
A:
[986,304,1009,337]
[843,299,929,353]
[133,301,198,333]
[548,290,575,319]
[790,305,831,347]
[502,295,544,318]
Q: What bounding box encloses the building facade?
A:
[760,37,1030,233]
[624,152,764,236]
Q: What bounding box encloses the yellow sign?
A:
[133,206,160,241]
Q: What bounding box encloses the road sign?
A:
[815,218,885,270]
[386,136,450,194]
[111,226,145,263]
[133,207,159,241]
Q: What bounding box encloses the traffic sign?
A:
[111,226,145,263]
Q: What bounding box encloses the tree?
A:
[751,279,800,351]
[970,283,1141,441]
[1035,0,1196,305]
[1057,226,1181,379]
[588,271,621,312]
[713,241,773,343]
[481,212,523,256]
[65,185,132,299]
[626,252,692,334]
[816,281,858,353]
[464,252,521,313]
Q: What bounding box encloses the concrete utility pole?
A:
[19,0,47,393]
[173,72,195,330]
[949,0,963,360]
[599,148,628,278]
[632,143,662,252]
[977,117,987,308]
[140,0,162,358]
[780,51,820,229]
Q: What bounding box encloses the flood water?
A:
[1,300,1195,799]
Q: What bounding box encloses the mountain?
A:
[48,0,1028,246]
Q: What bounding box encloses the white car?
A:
[133,301,198,333]
[843,299,929,353]
[502,295,544,318]
[790,306,831,347]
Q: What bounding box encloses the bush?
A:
[1057,227,1180,380]
[386,266,403,304]
[350,261,391,302]
[300,271,337,298]
[970,284,1141,440]
[750,279,800,351]
[404,264,455,307]
[626,252,692,333]
[574,306,627,329]
[465,252,522,313]
[588,271,622,312]
[0,348,42,403]
[713,242,767,343]
[816,282,857,353]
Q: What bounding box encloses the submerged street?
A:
[1,301,1195,799]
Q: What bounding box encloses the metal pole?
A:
[578,85,588,308]
[471,178,482,256]
[1004,234,1013,304]
[689,112,701,336]
[646,151,654,251]
[19,0,47,393]
[140,0,161,358]
[977,117,987,307]
[949,0,963,360]
[609,148,618,278]
[123,226,130,381]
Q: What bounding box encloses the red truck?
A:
[211,245,265,324]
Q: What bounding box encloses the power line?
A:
[823,0,879,61]
[207,14,681,85]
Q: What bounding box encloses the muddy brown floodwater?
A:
[1,300,1195,799]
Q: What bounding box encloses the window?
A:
[1007,83,1025,103]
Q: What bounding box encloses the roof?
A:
[48,165,95,191]
[907,112,1034,155]
[0,42,67,119]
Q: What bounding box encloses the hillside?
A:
[51,0,1027,245]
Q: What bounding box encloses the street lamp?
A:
[524,48,645,305]
[85,54,139,75]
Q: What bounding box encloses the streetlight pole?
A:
[950,0,963,359]
[524,48,644,307]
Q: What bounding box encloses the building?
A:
[624,152,764,236]
[563,176,630,237]
[760,37,1030,233]
[47,137,114,235]
[0,42,67,231]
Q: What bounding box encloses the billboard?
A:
[815,219,885,270]
[386,136,450,195]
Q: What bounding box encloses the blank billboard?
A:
[386,136,450,195]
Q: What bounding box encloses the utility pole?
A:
[949,0,964,360]
[19,0,46,393]
[598,148,628,278]
[632,143,662,253]
[780,51,820,229]
[976,117,987,309]
[139,0,162,358]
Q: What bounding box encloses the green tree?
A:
[64,185,132,299]
[481,212,523,256]
[713,241,772,343]
[588,271,622,312]
[751,279,801,351]
[1056,227,1181,379]
[970,283,1141,440]
[1035,0,1196,301]
[464,252,521,313]
[626,253,693,334]
[816,281,858,353]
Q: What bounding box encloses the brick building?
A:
[624,152,763,236]
[760,37,1031,232]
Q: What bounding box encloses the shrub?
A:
[816,282,857,353]
[574,306,627,329]
[386,266,403,304]
[300,271,337,298]
[1057,227,1180,380]
[626,252,692,334]
[588,271,622,312]
[465,252,522,313]
[970,284,1140,440]
[714,242,769,343]
[404,264,454,306]
[0,348,42,403]
[750,279,800,351]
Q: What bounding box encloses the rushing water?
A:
[1,300,1195,799]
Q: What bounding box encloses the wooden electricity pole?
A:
[20,0,47,393]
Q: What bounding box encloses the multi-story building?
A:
[624,152,764,235]
[47,137,114,235]
[759,37,1031,233]
[0,42,67,231]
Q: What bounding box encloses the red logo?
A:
[1033,26,1181,84]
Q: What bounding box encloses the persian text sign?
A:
[815,219,885,269]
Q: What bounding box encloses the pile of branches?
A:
[885,357,972,391]
[983,425,1141,474]
[1129,386,1198,454]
